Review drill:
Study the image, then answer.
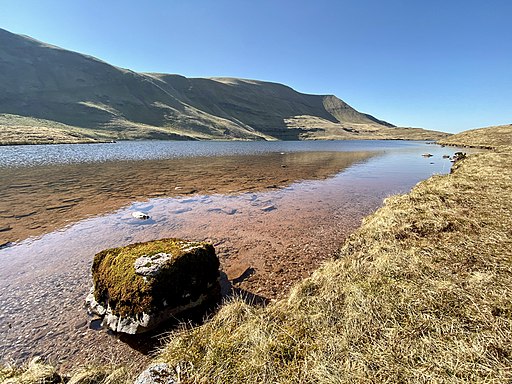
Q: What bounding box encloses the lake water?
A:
[0,140,466,370]
[0,139,449,167]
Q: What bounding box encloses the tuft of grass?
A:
[0,360,131,384]
[157,147,512,383]
[0,358,61,384]
[0,366,23,383]
[66,367,130,384]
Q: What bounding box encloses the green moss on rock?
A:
[89,238,220,333]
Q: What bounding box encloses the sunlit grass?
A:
[439,124,512,149]
[0,358,131,384]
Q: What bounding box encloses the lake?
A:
[0,140,465,370]
[0,139,455,167]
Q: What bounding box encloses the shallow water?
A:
[0,150,375,243]
[0,140,465,370]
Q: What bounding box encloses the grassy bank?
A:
[156,147,512,383]
[0,114,112,145]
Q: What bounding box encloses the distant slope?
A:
[0,113,112,145]
[438,124,512,149]
[0,28,448,143]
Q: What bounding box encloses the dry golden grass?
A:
[0,358,131,384]
[438,124,512,149]
[284,115,449,141]
[0,114,111,145]
[157,147,512,383]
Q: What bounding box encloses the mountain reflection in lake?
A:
[0,140,461,371]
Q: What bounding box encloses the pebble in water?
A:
[132,212,150,220]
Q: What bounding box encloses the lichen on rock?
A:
[86,238,220,334]
[134,252,174,278]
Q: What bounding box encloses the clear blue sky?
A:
[1,0,511,133]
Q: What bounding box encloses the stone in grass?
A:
[134,363,176,384]
[86,238,220,334]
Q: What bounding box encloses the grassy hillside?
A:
[438,124,512,149]
[0,114,111,145]
[0,28,448,144]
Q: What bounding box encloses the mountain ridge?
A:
[0,28,448,144]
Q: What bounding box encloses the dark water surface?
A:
[0,140,466,370]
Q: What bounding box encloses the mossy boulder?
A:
[86,238,220,334]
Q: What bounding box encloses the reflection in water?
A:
[0,151,375,243]
[0,141,465,371]
[0,139,442,168]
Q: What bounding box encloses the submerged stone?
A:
[132,211,150,220]
[261,205,277,212]
[85,238,220,334]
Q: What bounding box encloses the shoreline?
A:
[0,135,450,147]
[0,139,117,146]
[1,148,395,371]
[436,141,495,150]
